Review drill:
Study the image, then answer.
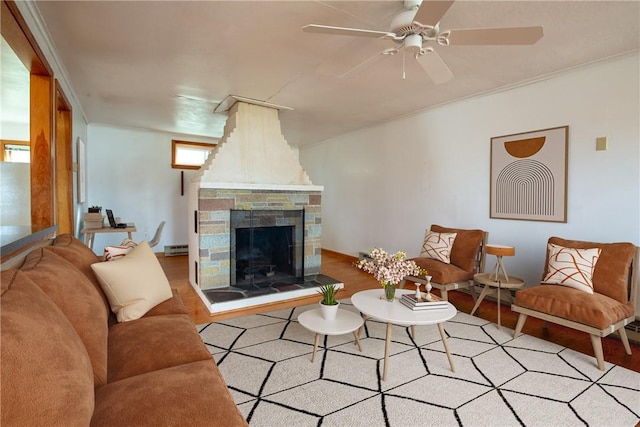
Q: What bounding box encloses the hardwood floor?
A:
[159,250,640,373]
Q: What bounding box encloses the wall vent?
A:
[624,320,640,345]
[164,244,188,256]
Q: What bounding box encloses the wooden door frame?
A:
[55,80,73,234]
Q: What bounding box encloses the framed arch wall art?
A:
[490,126,568,222]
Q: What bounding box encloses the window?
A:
[1,140,30,163]
[171,140,216,170]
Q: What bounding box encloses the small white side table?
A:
[297,308,364,362]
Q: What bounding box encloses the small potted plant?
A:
[317,283,340,320]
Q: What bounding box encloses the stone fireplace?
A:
[188,101,339,313]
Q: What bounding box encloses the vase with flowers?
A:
[356,248,425,302]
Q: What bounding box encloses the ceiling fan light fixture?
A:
[403,33,423,55]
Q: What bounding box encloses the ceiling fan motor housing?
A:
[390,9,417,37]
[390,7,439,42]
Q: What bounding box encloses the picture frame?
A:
[490,126,568,222]
[77,137,86,203]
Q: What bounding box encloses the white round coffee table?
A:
[297,307,364,363]
[351,288,457,381]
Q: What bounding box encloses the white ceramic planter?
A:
[319,301,340,320]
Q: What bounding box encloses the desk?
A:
[351,289,456,381]
[80,224,136,250]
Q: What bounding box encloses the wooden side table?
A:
[472,273,525,328]
[297,308,364,363]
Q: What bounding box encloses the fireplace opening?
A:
[235,225,297,285]
[230,209,304,290]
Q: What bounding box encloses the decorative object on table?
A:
[83,212,104,229]
[490,125,568,222]
[424,275,433,298]
[400,291,448,311]
[356,248,424,302]
[317,283,340,320]
[88,206,102,213]
[414,273,431,300]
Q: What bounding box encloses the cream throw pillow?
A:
[543,243,601,294]
[91,241,172,322]
[420,231,457,264]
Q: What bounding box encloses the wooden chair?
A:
[512,237,638,370]
[401,225,488,301]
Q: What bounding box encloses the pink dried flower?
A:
[355,248,425,287]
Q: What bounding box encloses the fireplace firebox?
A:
[230,209,304,288]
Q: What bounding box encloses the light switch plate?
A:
[596,137,608,151]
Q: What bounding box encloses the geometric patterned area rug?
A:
[198,299,640,426]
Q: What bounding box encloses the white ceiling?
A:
[29,1,640,147]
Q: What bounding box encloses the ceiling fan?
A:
[303,0,543,84]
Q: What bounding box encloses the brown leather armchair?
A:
[402,225,488,301]
[512,237,638,370]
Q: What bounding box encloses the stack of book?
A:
[400,292,449,311]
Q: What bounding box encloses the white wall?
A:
[300,54,640,294]
[86,124,217,253]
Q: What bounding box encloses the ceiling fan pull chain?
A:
[402,49,406,80]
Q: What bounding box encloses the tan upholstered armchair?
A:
[512,237,638,370]
[402,225,488,301]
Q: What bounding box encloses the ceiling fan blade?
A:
[446,26,544,45]
[340,48,398,79]
[412,0,455,27]
[303,24,393,39]
[416,49,454,84]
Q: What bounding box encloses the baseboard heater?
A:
[164,244,188,256]
[624,319,640,345]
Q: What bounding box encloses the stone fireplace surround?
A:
[198,187,322,289]
[189,184,342,313]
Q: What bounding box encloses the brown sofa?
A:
[1,234,248,426]
[402,224,488,301]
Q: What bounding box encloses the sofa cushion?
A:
[411,257,474,284]
[514,284,635,329]
[144,289,189,317]
[544,237,635,303]
[107,314,212,382]
[47,233,111,311]
[420,231,457,264]
[1,270,95,426]
[91,241,173,322]
[20,249,109,387]
[430,225,485,273]
[543,243,601,294]
[93,359,248,427]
